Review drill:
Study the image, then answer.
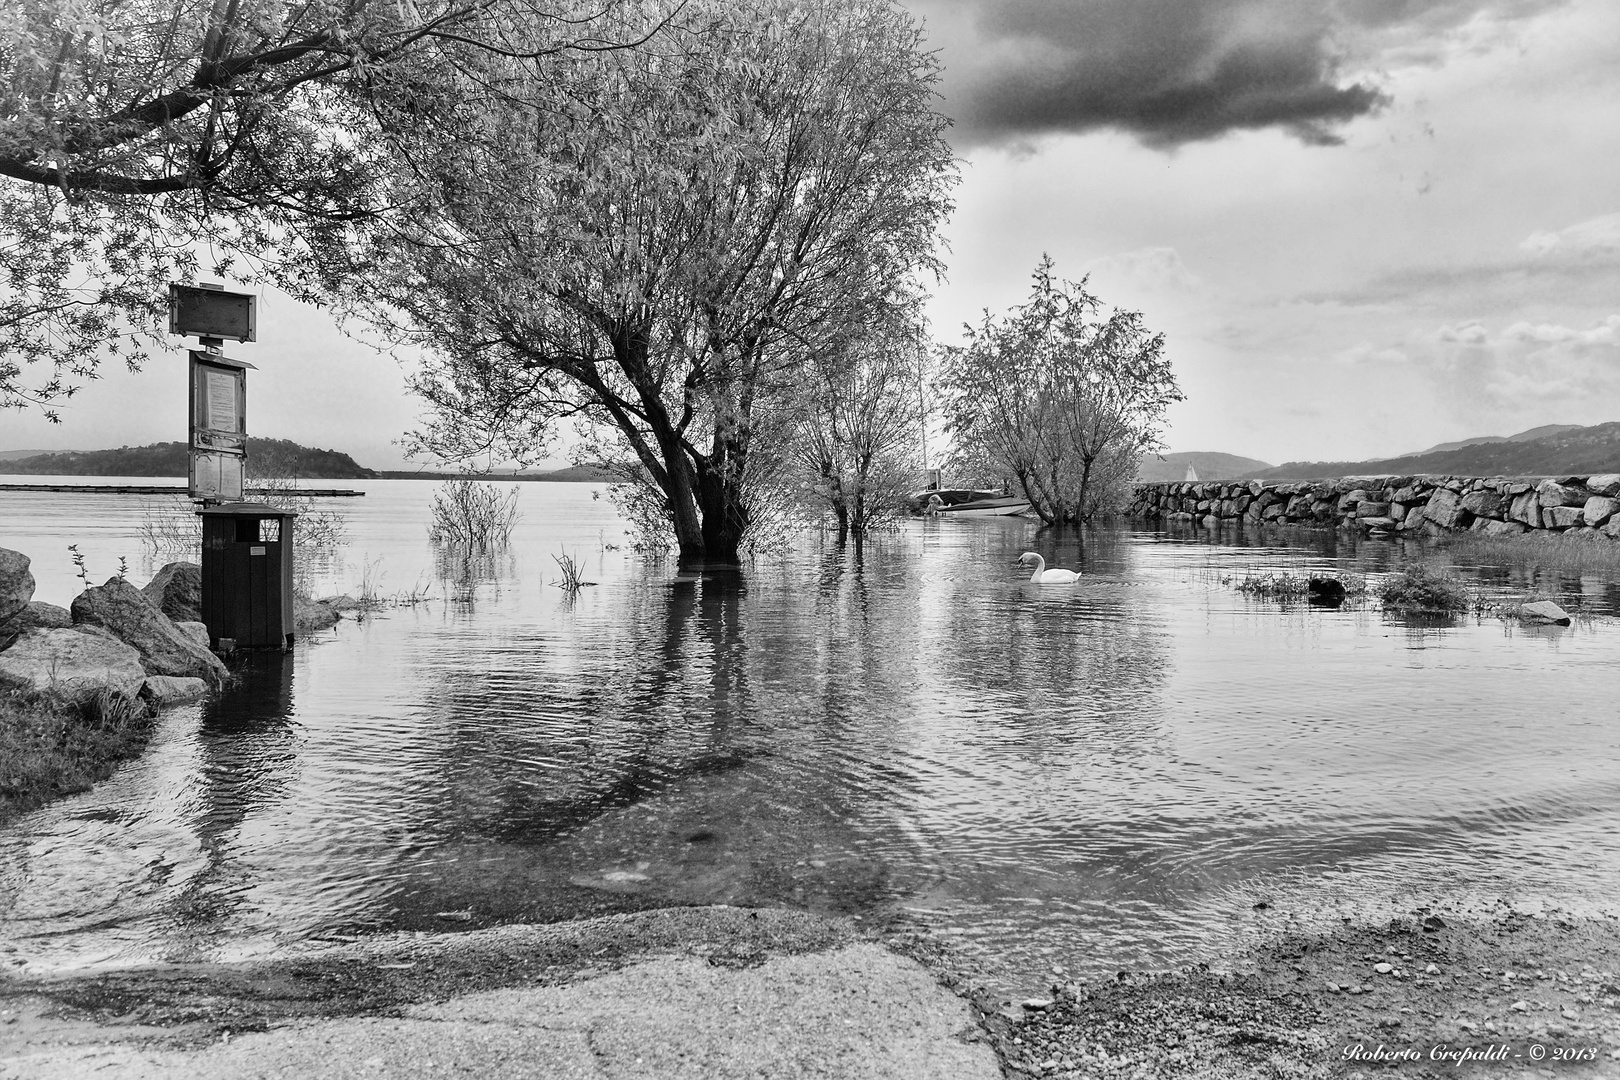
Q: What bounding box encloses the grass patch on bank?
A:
[1377,563,1470,613]
[1442,530,1620,572]
[0,687,158,825]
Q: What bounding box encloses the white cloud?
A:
[1333,341,1410,366]
[1437,321,1489,344]
[1079,247,1203,297]
[1503,314,1620,344]
[1421,315,1620,414]
[1519,212,1620,257]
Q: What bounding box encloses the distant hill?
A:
[1,438,374,478]
[1137,452,1273,482]
[0,449,47,461]
[373,463,614,482]
[1252,421,1620,480]
[1399,423,1584,457]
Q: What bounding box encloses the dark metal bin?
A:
[197,502,298,648]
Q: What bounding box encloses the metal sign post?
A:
[168,283,258,503]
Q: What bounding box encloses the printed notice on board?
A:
[206,370,238,431]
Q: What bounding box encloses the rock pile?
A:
[1131,473,1620,540]
[0,548,219,707]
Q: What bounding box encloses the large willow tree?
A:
[941,256,1183,525]
[316,0,955,561]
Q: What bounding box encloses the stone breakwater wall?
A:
[1130,473,1620,540]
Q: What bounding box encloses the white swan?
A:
[1018,551,1081,584]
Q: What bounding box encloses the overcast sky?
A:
[5,0,1617,469]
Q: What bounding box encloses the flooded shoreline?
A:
[2,478,1618,1002]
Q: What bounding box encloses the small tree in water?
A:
[940,256,1183,525]
[790,295,930,542]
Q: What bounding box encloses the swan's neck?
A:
[1027,554,1046,582]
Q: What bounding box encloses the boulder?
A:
[6,600,73,631]
[140,561,202,623]
[1423,488,1470,530]
[1542,505,1582,529]
[1537,479,1587,508]
[141,675,210,707]
[1479,519,1528,537]
[1519,600,1571,625]
[1460,490,1503,518]
[174,620,211,650]
[0,627,147,702]
[1586,474,1620,497]
[1307,577,1347,605]
[0,547,33,626]
[1337,489,1369,512]
[1359,516,1398,529]
[71,576,228,687]
[1357,501,1392,518]
[1605,518,1620,540]
[1508,491,1540,527]
[1581,496,1616,527]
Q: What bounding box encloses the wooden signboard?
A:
[169,284,256,342]
[188,351,254,501]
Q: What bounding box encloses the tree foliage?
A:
[0,0,634,417]
[940,256,1183,525]
[317,0,956,561]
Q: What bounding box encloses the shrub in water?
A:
[428,479,521,551]
[1377,563,1470,613]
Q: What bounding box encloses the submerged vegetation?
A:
[428,479,521,552]
[1377,563,1471,613]
[1228,571,1367,602]
[0,687,157,824]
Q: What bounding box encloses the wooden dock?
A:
[0,484,365,497]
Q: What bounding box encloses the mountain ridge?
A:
[1250,421,1620,480]
[1397,423,1584,458]
[0,439,373,478]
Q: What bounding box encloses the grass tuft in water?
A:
[1227,571,1366,601]
[550,550,594,592]
[1377,563,1470,613]
[1442,530,1620,573]
[0,686,158,824]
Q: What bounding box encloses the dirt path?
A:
[0,907,998,1079]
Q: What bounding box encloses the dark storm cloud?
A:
[910,0,1567,149]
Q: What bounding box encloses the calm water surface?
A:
[2,477,1618,994]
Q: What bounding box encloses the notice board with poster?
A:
[188,351,254,501]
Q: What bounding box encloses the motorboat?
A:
[918,489,1032,517]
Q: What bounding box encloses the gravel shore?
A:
[3,900,1617,1079]
[908,898,1620,1079]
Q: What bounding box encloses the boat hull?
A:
[933,497,1031,517]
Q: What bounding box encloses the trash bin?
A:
[197,502,298,648]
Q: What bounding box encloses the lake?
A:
[2,477,1618,996]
